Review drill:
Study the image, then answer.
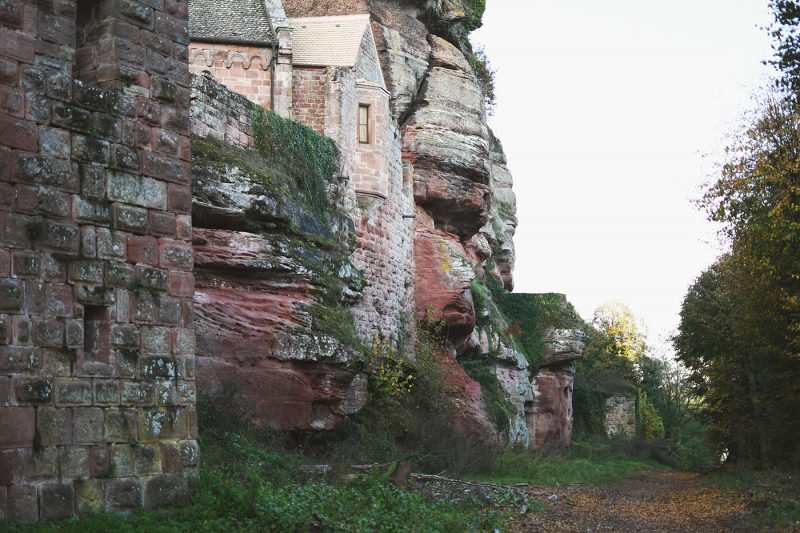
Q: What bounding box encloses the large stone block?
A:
[55,378,92,406]
[139,407,186,442]
[89,445,112,478]
[111,324,139,347]
[106,477,142,512]
[157,239,192,270]
[112,203,148,233]
[108,172,167,210]
[139,355,176,379]
[39,482,75,522]
[105,408,137,442]
[133,443,161,475]
[0,346,42,373]
[0,278,23,312]
[0,406,35,447]
[31,317,64,348]
[72,135,110,164]
[36,406,72,446]
[75,479,104,516]
[128,235,158,265]
[27,446,57,481]
[14,377,54,404]
[166,271,192,297]
[73,196,111,223]
[69,260,104,284]
[144,473,188,509]
[140,327,171,355]
[111,444,135,477]
[9,318,33,347]
[0,448,29,485]
[121,381,154,406]
[105,262,135,287]
[45,283,74,317]
[8,485,38,524]
[73,407,104,444]
[60,446,90,479]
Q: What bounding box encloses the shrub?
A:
[366,335,415,401]
[462,0,486,32]
[252,107,339,216]
[639,392,665,441]
[469,46,496,115]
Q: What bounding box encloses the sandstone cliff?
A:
[191,116,368,431]
[191,0,584,448]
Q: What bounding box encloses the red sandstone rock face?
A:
[191,132,367,432]
[532,367,575,449]
[193,228,368,430]
[437,351,497,441]
[414,227,475,341]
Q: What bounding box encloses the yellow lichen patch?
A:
[436,236,453,274]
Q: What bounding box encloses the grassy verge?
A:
[9,430,504,533]
[472,438,668,487]
[705,467,800,529]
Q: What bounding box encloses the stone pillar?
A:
[530,329,585,449]
[0,0,197,524]
[273,26,292,118]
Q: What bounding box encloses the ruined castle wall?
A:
[0,0,197,525]
[605,394,636,439]
[189,43,274,108]
[292,66,326,133]
[190,73,254,148]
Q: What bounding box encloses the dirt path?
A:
[514,470,761,532]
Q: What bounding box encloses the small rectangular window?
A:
[358,104,369,144]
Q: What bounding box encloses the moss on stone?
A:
[460,354,515,432]
[191,135,286,191]
[307,304,362,350]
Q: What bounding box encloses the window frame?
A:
[358,104,370,144]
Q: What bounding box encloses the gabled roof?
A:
[190,0,277,46]
[290,14,371,67]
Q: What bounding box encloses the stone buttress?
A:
[0,0,197,524]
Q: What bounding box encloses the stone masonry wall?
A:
[350,81,414,343]
[189,42,274,108]
[0,0,197,525]
[190,73,254,148]
[292,66,326,133]
[605,394,636,439]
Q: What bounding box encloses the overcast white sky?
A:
[472,0,776,347]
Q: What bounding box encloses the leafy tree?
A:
[767,0,800,94]
[676,86,800,467]
[579,302,648,386]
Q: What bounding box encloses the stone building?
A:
[1,0,197,525]
[188,0,291,115]
[289,14,414,341]
[189,6,414,342]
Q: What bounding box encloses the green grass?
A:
[471,437,672,487]
[9,430,504,533]
[475,449,659,487]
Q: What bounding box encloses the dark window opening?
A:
[75,0,105,84]
[84,305,111,364]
